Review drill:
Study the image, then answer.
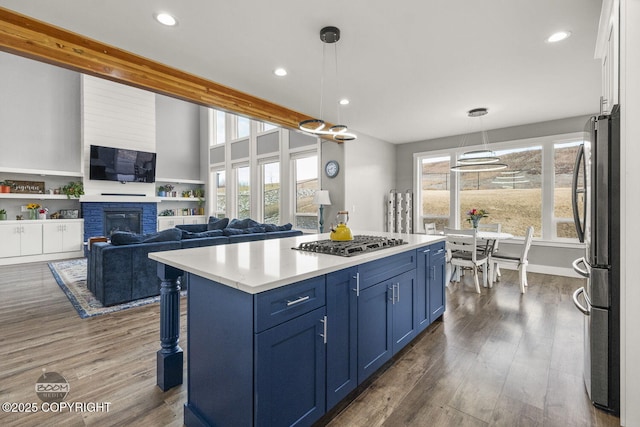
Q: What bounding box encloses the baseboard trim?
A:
[0,251,84,266]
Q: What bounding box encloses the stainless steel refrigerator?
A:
[571,105,620,415]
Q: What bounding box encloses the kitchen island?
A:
[149,231,446,427]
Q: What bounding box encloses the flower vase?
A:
[471,218,479,229]
[29,209,37,220]
[39,213,47,220]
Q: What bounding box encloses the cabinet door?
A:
[429,248,446,320]
[391,269,417,354]
[157,217,182,231]
[0,224,21,258]
[42,223,63,253]
[61,221,83,252]
[326,267,357,408]
[183,216,206,225]
[357,279,392,383]
[19,223,43,256]
[255,307,326,427]
[415,247,431,332]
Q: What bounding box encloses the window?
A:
[416,132,586,241]
[237,116,250,139]
[215,110,226,144]
[554,141,583,239]
[258,122,277,133]
[420,155,451,231]
[234,165,251,219]
[459,146,542,237]
[212,170,226,218]
[293,155,319,230]
[261,161,280,223]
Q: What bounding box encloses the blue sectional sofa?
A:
[87,217,302,306]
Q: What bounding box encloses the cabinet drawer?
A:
[255,276,326,332]
[428,242,446,261]
[358,250,416,290]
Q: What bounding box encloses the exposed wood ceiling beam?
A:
[0,7,339,142]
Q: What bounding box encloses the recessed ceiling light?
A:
[274,68,287,77]
[547,31,571,43]
[339,99,350,105]
[155,12,177,26]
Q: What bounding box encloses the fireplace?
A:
[82,202,158,246]
[104,209,142,237]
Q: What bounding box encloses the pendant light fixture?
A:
[451,108,507,172]
[298,26,357,142]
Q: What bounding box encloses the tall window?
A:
[215,110,226,144]
[235,165,251,219]
[213,170,226,218]
[262,161,280,223]
[554,141,582,239]
[459,146,542,237]
[237,116,250,139]
[421,155,451,231]
[293,155,319,230]
[258,122,277,132]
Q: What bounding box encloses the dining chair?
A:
[424,222,437,235]
[489,226,534,293]
[444,227,488,293]
[477,222,502,277]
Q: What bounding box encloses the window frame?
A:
[258,157,281,224]
[413,131,587,243]
[290,150,320,231]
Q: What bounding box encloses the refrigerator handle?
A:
[571,143,585,243]
[572,257,590,278]
[572,287,591,315]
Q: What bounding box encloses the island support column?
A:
[156,264,184,391]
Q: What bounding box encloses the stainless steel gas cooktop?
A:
[293,235,407,257]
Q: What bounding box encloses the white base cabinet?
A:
[0,219,84,265]
[157,216,206,231]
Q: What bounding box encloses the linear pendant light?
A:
[451,108,507,172]
[298,26,357,142]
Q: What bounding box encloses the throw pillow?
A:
[227,218,260,229]
[110,231,144,245]
[182,229,225,239]
[223,228,245,236]
[244,225,266,234]
[207,217,230,231]
[142,227,183,243]
[262,223,293,232]
[177,223,208,233]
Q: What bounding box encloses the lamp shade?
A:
[313,190,332,206]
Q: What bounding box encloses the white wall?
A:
[344,132,396,232]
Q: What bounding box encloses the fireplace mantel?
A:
[80,195,161,203]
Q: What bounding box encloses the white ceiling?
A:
[0,0,603,144]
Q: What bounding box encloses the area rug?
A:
[48,258,176,319]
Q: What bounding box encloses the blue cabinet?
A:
[391,269,417,353]
[256,307,326,427]
[326,267,358,408]
[416,242,446,333]
[357,278,393,381]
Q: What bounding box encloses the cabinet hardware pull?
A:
[286,295,310,306]
[431,266,435,281]
[388,285,394,303]
[435,248,444,255]
[423,249,430,253]
[396,283,400,302]
[320,316,327,344]
[352,272,360,297]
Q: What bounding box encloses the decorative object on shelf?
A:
[182,190,192,198]
[59,209,79,219]
[0,181,12,193]
[16,215,23,220]
[38,207,48,220]
[26,203,40,220]
[466,208,488,228]
[298,26,357,142]
[158,186,167,197]
[164,184,175,197]
[5,180,44,194]
[324,160,340,178]
[0,209,6,220]
[61,181,84,199]
[159,209,175,216]
[451,108,508,172]
[313,190,332,233]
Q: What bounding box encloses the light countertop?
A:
[149,231,445,294]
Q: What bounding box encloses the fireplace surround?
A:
[83,202,157,244]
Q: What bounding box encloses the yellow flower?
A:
[26,203,41,210]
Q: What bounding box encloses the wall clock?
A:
[325,160,340,178]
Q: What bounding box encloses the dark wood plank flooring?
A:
[0,261,621,426]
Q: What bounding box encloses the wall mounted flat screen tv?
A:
[89,145,157,183]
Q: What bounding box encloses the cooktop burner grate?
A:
[293,235,407,257]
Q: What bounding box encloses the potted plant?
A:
[0,181,12,193]
[164,184,175,197]
[158,185,167,197]
[0,209,7,220]
[61,181,84,199]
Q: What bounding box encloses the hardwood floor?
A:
[0,262,620,426]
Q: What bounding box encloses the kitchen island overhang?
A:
[149,231,446,426]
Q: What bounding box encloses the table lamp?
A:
[313,190,332,233]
